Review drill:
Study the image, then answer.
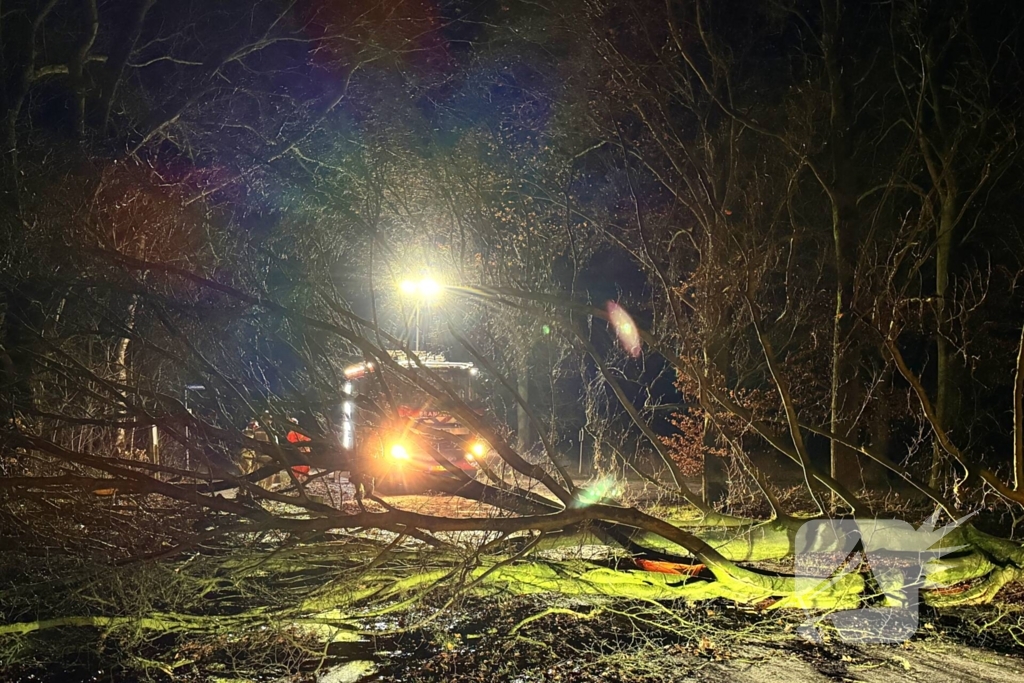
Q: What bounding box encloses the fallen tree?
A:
[2,0,1024,678]
[3,269,1022,635]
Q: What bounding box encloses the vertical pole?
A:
[149,425,159,465]
[184,390,191,471]
[415,306,421,354]
[579,428,584,475]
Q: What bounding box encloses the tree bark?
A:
[516,343,531,453]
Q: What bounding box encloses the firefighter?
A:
[240,412,276,475]
[286,417,311,477]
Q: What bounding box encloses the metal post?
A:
[579,428,585,475]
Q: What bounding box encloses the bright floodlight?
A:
[419,277,441,298]
[398,276,443,299]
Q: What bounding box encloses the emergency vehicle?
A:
[336,352,490,493]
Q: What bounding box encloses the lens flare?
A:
[389,443,410,460]
[607,302,641,357]
[573,476,624,507]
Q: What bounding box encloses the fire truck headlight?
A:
[389,443,410,460]
[467,441,487,460]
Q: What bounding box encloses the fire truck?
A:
[336,352,490,494]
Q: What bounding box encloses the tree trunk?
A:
[68,0,99,140]
[97,0,155,132]
[821,0,873,490]
[516,345,532,454]
[113,297,138,451]
[929,190,959,489]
